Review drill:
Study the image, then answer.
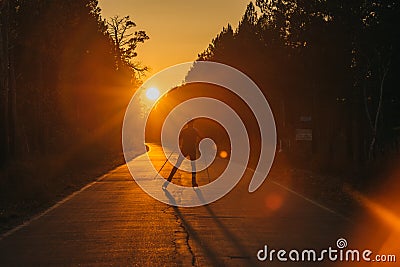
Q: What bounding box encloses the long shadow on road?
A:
[163,187,258,266]
[195,189,258,266]
[163,188,223,266]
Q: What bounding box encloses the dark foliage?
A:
[0,0,147,222]
[197,1,400,175]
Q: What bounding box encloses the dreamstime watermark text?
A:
[257,238,396,263]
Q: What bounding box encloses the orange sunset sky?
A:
[99,0,253,79]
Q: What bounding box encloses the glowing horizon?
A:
[98,0,252,79]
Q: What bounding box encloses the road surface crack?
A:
[162,206,196,266]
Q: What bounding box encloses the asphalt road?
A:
[0,144,366,266]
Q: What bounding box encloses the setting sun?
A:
[146,87,160,101]
[2,0,399,266]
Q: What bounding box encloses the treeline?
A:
[0,0,147,211]
[0,0,145,163]
[198,1,400,173]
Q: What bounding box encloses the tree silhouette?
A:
[107,15,149,77]
[1,0,152,216]
[0,0,149,164]
[198,0,400,172]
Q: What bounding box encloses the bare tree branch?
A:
[106,15,149,77]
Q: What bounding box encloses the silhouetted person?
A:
[164,121,200,188]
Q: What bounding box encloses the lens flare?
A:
[219,150,228,159]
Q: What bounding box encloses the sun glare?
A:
[146,87,160,101]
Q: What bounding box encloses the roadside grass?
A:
[269,152,400,219]
[269,153,361,218]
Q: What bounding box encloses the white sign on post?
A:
[296,129,312,141]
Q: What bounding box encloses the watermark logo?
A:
[122,61,276,207]
[257,238,396,263]
[336,238,348,249]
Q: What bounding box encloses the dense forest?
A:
[197,0,400,176]
[1,0,399,228]
[0,0,147,222]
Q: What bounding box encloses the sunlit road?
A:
[0,144,353,266]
